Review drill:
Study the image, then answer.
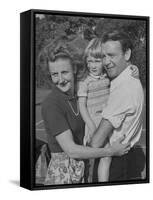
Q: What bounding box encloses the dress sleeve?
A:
[77,80,88,97]
[42,101,70,137]
[102,88,136,129]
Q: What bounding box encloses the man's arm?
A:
[91,119,114,148]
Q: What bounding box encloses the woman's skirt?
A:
[44,152,85,185]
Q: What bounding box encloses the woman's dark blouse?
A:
[42,85,85,153]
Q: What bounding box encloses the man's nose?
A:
[104,56,111,66]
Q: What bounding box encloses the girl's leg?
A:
[88,158,95,183]
[98,157,112,182]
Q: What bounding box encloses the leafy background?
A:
[35,14,147,88]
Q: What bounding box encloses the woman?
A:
[41,41,130,185]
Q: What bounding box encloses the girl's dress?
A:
[77,73,110,145]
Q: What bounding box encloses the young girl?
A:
[77,38,139,182]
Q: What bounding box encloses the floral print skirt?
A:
[44,152,85,185]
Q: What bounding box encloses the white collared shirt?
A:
[102,65,144,147]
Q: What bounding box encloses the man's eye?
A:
[62,71,68,75]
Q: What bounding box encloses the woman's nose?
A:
[58,74,64,83]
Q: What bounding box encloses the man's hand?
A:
[109,136,131,156]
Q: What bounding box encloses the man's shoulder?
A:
[126,75,143,91]
[119,76,144,102]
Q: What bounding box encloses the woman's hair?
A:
[79,38,103,80]
[46,39,74,68]
[38,38,84,86]
[102,29,133,54]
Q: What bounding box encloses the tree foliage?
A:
[35,15,147,88]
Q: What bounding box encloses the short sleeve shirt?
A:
[102,65,144,147]
[42,85,85,153]
[77,73,110,98]
[77,74,110,120]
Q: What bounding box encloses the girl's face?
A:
[86,55,103,76]
[48,58,75,95]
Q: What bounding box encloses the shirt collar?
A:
[51,84,77,101]
[110,65,132,91]
[89,73,106,80]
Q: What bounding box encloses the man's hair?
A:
[102,30,133,53]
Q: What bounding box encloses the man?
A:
[91,30,144,181]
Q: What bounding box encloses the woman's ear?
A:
[124,48,131,61]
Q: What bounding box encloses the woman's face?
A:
[48,58,75,95]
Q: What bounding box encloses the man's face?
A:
[48,58,74,94]
[102,40,130,79]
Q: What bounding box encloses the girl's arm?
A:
[78,96,96,134]
[130,65,139,79]
[56,129,130,159]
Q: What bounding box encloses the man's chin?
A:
[107,70,116,79]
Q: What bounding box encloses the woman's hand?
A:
[109,136,131,156]
[84,123,96,145]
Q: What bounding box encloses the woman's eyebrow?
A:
[51,72,58,75]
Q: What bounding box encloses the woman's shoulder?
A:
[42,89,59,109]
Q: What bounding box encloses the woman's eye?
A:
[110,55,115,59]
[52,73,58,77]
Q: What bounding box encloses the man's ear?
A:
[124,48,131,61]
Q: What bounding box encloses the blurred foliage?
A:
[35,15,147,88]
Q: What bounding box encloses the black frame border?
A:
[20,9,150,190]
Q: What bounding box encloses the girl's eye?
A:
[95,60,101,63]
[87,60,92,64]
[87,59,101,63]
